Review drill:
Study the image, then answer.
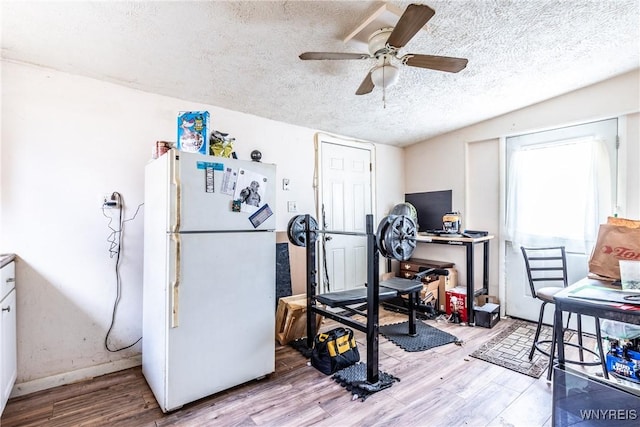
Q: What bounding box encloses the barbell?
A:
[286,214,418,261]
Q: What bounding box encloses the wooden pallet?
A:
[275,294,323,345]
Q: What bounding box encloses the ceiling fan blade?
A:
[299,52,370,60]
[355,71,374,95]
[404,54,468,73]
[386,4,435,49]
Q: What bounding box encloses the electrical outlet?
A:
[287,201,297,213]
[102,193,120,209]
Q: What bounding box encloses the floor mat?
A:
[332,362,400,401]
[470,319,574,378]
[379,320,460,352]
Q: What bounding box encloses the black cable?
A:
[102,192,144,352]
[321,204,331,292]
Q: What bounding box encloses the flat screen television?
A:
[405,190,452,232]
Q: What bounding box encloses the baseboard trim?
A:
[10,355,142,398]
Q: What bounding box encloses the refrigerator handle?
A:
[170,233,181,328]
[170,151,181,233]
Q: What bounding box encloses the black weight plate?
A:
[384,215,417,261]
[376,215,395,259]
[376,216,388,258]
[287,215,318,247]
[287,215,303,246]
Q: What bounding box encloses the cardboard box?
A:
[177,111,210,154]
[275,294,322,345]
[446,286,467,323]
[420,280,440,304]
[474,295,500,328]
[475,295,500,306]
[474,304,500,328]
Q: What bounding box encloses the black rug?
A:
[379,320,460,352]
[332,362,400,401]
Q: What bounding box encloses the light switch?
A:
[283,178,290,191]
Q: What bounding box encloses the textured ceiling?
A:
[2,1,639,147]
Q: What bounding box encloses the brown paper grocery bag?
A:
[607,216,640,228]
[588,218,640,280]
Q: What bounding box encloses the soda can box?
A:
[177,111,210,155]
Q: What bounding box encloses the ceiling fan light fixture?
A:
[371,64,399,88]
[299,4,467,97]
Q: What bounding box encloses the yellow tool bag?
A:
[310,327,360,375]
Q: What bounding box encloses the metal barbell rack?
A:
[287,213,418,261]
[288,213,421,385]
[300,214,383,383]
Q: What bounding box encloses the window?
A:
[505,119,618,254]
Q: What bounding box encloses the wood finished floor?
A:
[2,313,589,427]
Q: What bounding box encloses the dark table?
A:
[554,277,640,366]
[552,277,640,426]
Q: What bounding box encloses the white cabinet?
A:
[0,260,16,416]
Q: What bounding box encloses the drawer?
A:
[399,269,437,283]
[1,261,15,300]
[399,269,416,280]
[399,258,454,273]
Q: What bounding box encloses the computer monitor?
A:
[405,190,453,232]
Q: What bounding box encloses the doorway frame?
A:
[498,118,620,323]
[314,133,376,293]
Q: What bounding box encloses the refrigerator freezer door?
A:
[164,231,275,411]
[172,151,276,232]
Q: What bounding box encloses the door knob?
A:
[2,306,10,312]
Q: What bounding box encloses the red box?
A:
[446,286,468,323]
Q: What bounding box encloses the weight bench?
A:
[298,214,447,384]
[313,273,441,336]
[299,214,385,383]
[380,270,446,336]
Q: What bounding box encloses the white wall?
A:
[404,69,640,298]
[0,60,404,394]
[4,57,634,394]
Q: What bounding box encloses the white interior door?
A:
[318,138,374,293]
[503,119,618,328]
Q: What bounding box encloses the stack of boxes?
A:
[445,287,500,327]
[398,258,457,309]
[395,257,500,327]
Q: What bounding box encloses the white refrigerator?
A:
[142,149,276,412]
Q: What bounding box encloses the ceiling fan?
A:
[299,3,468,95]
